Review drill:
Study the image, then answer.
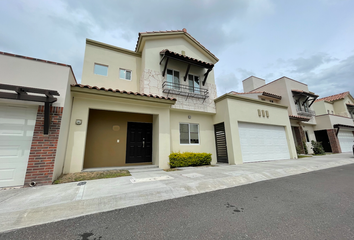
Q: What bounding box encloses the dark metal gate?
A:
[214,122,228,163]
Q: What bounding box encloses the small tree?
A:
[311,140,325,155]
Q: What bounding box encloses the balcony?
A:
[296,109,316,117]
[162,81,209,101]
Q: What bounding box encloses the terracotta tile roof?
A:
[0,51,77,83]
[136,28,218,61]
[250,76,307,92]
[230,91,282,99]
[315,92,349,102]
[71,84,177,101]
[289,115,311,122]
[160,49,214,66]
[292,89,319,97]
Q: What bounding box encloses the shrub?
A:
[311,140,325,155]
[296,145,303,155]
[303,141,308,154]
[169,152,212,168]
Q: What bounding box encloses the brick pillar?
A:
[24,106,63,186]
[327,129,341,153]
[294,126,305,154]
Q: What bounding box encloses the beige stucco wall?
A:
[253,77,317,125]
[313,101,335,115]
[63,90,173,173]
[315,114,354,130]
[301,124,316,154]
[81,42,142,92]
[169,110,217,164]
[52,71,74,180]
[140,38,217,113]
[0,54,75,181]
[0,55,74,107]
[242,76,266,93]
[214,95,297,164]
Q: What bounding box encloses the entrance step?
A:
[83,165,159,172]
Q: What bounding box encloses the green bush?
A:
[296,145,303,155]
[169,152,212,168]
[311,140,325,155]
[303,141,308,154]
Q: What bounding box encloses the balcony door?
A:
[188,74,200,94]
[167,69,179,90]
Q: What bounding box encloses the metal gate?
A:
[214,122,228,163]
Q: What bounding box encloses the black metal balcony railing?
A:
[162,81,209,101]
[296,108,316,117]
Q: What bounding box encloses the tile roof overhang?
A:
[160,49,214,86]
[333,124,354,135]
[71,84,176,104]
[135,28,219,63]
[0,51,77,84]
[160,49,214,69]
[289,115,311,122]
[292,89,319,107]
[315,91,350,103]
[215,93,288,109]
[346,103,354,110]
[230,91,282,100]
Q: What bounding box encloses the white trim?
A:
[119,68,132,81]
[179,122,200,145]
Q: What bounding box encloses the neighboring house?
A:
[63,29,297,174]
[233,76,319,154]
[0,51,76,188]
[312,92,354,153]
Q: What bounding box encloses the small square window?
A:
[94,64,108,76]
[180,123,199,144]
[120,69,132,80]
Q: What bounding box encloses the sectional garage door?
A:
[238,122,290,163]
[338,130,354,152]
[0,104,37,188]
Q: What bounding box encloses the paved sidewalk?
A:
[1,153,353,233]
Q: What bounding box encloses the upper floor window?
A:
[180,123,199,144]
[94,64,108,76]
[167,69,180,89]
[120,69,132,80]
[188,74,200,94]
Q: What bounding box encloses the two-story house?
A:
[63,29,219,173]
[232,76,319,154]
[312,92,354,153]
[63,29,297,174]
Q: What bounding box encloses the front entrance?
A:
[126,122,153,163]
[83,110,153,169]
[314,130,332,152]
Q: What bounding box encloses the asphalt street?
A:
[1,163,354,240]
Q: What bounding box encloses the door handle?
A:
[143,138,145,148]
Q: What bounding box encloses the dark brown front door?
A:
[126,122,153,163]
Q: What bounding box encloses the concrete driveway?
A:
[0,153,353,233]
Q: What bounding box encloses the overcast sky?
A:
[1,0,353,97]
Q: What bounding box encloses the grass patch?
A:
[53,170,131,184]
[163,168,181,172]
[297,155,313,158]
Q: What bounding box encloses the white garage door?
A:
[0,104,37,188]
[338,130,354,152]
[239,122,290,163]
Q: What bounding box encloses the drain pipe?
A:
[29,181,37,187]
